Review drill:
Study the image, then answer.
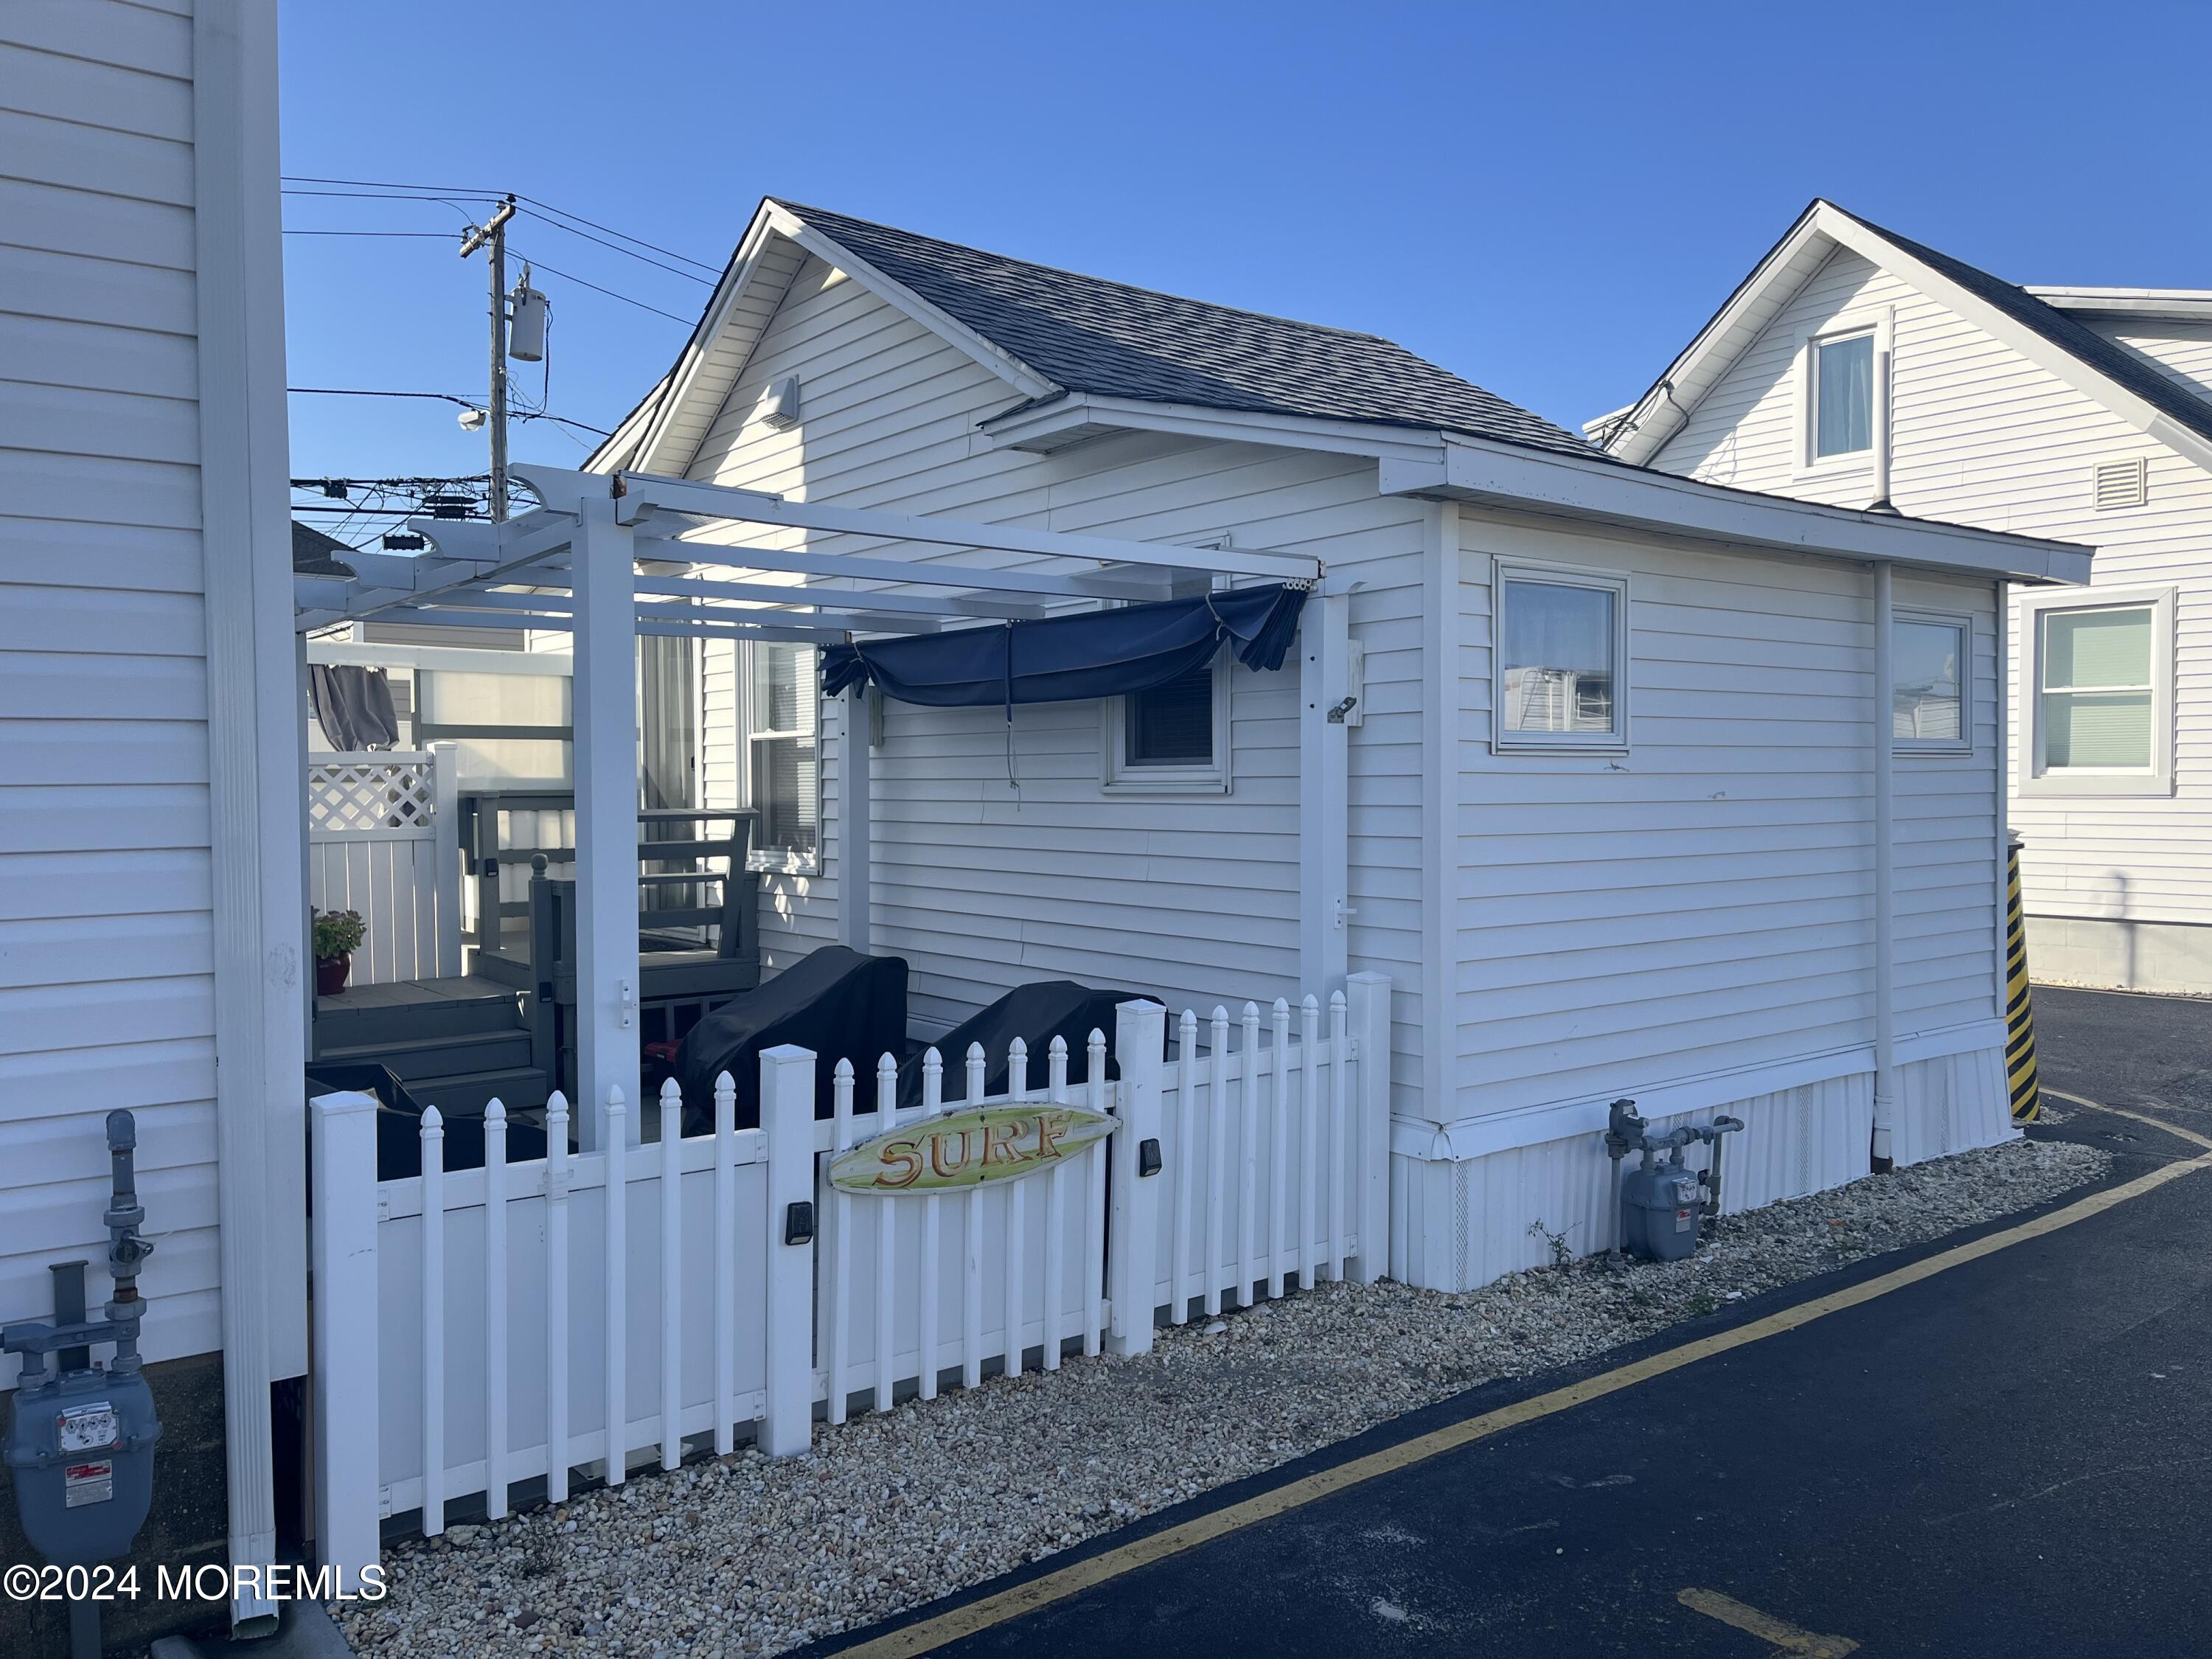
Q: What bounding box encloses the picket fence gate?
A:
[310,973,1390,1588]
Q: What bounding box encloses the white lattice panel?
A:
[310,754,437,838]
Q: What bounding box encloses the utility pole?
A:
[460,193,518,521]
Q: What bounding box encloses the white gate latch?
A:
[616,978,636,1030]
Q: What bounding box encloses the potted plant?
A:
[313,908,366,997]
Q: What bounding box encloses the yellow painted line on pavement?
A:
[1677,1587,1859,1656]
[831,1144,2212,1659]
[2045,1088,2212,1152]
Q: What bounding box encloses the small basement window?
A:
[1493,557,1630,751]
[1893,611,1969,751]
[1102,659,1229,791]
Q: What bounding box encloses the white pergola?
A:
[296,464,1353,1150]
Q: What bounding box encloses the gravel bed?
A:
[339,1135,2105,1658]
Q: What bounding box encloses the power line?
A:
[280,174,723,276]
[284,229,464,240]
[288,386,614,435]
[513,209,712,285]
[507,248,695,324]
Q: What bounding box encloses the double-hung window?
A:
[743,641,820,869]
[1492,557,1630,752]
[1893,611,1969,752]
[2019,586,2174,797]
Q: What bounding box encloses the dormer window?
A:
[1813,332,1875,458]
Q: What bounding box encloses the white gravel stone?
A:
[335,1135,2104,1658]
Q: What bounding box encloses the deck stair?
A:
[312,975,549,1115]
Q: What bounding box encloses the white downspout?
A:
[1868,339,1896,514]
[1871,560,1897,1172]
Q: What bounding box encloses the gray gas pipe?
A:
[1603,1098,1744,1263]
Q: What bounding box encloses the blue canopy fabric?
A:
[821,582,1309,710]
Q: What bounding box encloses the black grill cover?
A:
[673,946,908,1131]
[897,981,1164,1110]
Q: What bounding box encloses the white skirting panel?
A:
[1390,1043,2011,1292]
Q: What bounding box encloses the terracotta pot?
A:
[315,953,352,997]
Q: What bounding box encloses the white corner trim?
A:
[1419,500,1459,1130]
[193,0,302,1627]
[1388,1018,2007,1163]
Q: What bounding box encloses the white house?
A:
[1596,199,2212,994]
[0,0,303,1645]
[518,198,2087,1288]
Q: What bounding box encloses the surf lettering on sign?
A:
[827,1102,1117,1194]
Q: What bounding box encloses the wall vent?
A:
[2094,456,2148,511]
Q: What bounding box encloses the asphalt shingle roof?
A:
[292,520,358,578]
[782,202,1595,458]
[1836,205,2212,451]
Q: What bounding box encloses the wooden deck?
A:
[311,974,546,1114]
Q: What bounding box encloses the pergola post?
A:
[570,495,641,1150]
[838,686,872,953]
[1299,590,1351,996]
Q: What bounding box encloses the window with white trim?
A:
[1798,310,1891,472]
[1814,333,1874,459]
[1493,558,1630,751]
[1893,611,1969,752]
[1102,658,1230,791]
[742,641,819,869]
[2020,586,2175,798]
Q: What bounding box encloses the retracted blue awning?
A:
[821,582,1308,709]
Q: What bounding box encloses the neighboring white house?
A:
[568,199,2088,1290]
[1596,199,2211,993]
[0,0,302,1644]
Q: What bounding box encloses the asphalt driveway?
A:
[815,987,2212,1659]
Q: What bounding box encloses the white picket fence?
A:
[308,973,1390,1588]
[307,747,462,984]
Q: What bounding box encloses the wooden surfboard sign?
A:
[827,1102,1118,1194]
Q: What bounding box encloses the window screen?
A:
[1124,664,1215,766]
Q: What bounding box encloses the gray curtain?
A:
[310,665,400,751]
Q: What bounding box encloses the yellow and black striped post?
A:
[2006,838,2041,1123]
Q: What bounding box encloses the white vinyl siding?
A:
[1652,246,2212,931]
[1450,515,1998,1120]
[0,0,222,1382]
[675,258,1431,1109]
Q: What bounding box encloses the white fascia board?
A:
[774,209,1060,403]
[2026,286,2212,321]
[1606,207,1834,465]
[978,391,1450,466]
[1385,432,2092,585]
[1812,208,2212,479]
[623,207,790,479]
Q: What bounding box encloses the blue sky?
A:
[280,0,2212,539]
